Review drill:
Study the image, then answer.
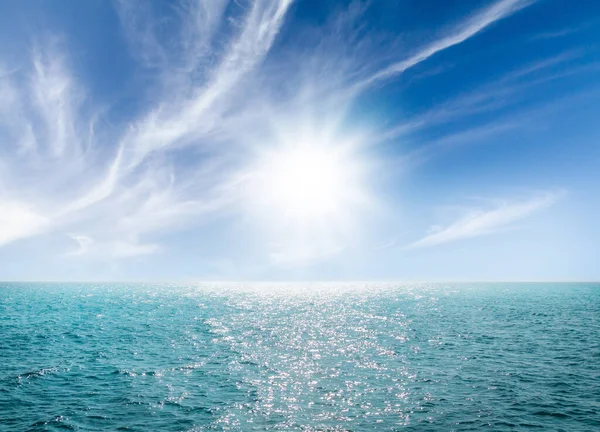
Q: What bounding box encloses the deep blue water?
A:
[0,283,598,431]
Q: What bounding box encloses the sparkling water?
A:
[1,283,598,430]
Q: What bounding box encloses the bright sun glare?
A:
[258,144,349,221]
[242,134,373,264]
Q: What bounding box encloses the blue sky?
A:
[0,0,599,281]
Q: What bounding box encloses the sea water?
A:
[0,283,598,431]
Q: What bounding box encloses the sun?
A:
[245,139,367,224]
[258,143,349,221]
[240,133,373,264]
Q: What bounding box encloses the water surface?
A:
[1,283,598,430]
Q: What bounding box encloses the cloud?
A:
[111,241,161,258]
[66,234,94,256]
[358,0,536,89]
[0,0,548,267]
[116,0,294,170]
[400,121,520,168]
[31,45,83,157]
[0,200,49,246]
[376,50,583,143]
[530,22,591,41]
[0,0,295,260]
[66,234,159,258]
[407,191,563,248]
[116,0,229,74]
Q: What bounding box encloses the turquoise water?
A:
[0,283,598,431]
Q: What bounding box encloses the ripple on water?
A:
[0,282,599,431]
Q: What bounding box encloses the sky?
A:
[0,0,599,281]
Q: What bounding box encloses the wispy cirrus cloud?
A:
[377,50,585,143]
[0,0,545,266]
[358,0,536,89]
[0,0,295,259]
[530,20,594,41]
[408,191,564,249]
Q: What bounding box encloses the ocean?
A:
[0,283,598,431]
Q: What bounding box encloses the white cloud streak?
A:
[31,46,83,158]
[0,0,295,259]
[0,200,49,246]
[376,50,582,144]
[0,0,542,266]
[118,0,294,171]
[358,0,536,89]
[408,191,563,249]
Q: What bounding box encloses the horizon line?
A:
[1,280,598,284]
